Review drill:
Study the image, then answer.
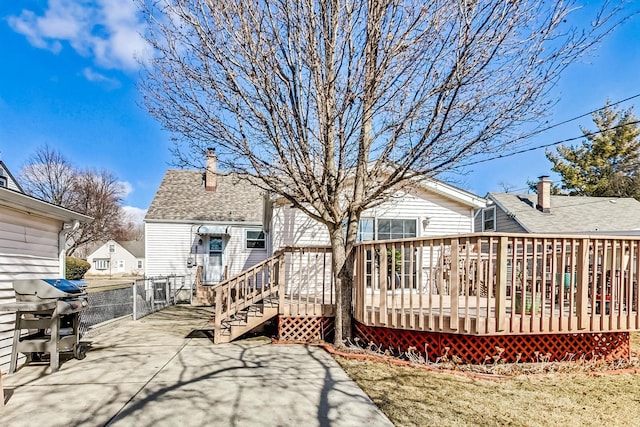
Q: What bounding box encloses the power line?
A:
[515,93,640,142]
[458,119,640,168]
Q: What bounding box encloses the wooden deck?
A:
[354,233,640,336]
[197,233,640,343]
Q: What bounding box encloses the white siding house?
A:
[0,186,91,373]
[145,151,485,290]
[86,240,145,276]
[272,180,486,248]
[144,151,268,286]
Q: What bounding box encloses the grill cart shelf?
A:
[0,279,88,373]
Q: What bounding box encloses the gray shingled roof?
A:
[119,240,145,258]
[145,170,264,222]
[489,192,640,233]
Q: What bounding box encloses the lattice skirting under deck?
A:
[277,316,335,343]
[353,321,630,363]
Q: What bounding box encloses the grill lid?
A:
[13,278,86,300]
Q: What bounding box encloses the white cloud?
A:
[118,180,134,198]
[122,206,147,225]
[82,67,121,87]
[8,0,150,71]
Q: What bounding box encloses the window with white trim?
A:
[0,176,6,188]
[94,259,110,270]
[137,260,143,269]
[377,219,417,240]
[246,230,266,249]
[357,218,375,242]
[482,206,496,231]
[109,243,115,253]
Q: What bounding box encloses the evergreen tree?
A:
[546,103,640,199]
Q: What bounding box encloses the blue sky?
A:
[0,1,639,221]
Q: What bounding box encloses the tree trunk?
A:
[330,227,353,347]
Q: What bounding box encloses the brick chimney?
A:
[536,175,551,213]
[205,148,217,192]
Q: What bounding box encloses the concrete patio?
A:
[0,305,392,427]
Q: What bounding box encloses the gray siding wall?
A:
[475,206,527,233]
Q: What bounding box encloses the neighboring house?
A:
[145,149,486,285]
[0,180,91,372]
[0,159,24,192]
[86,240,145,276]
[477,176,640,233]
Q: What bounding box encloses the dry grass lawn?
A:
[336,333,640,427]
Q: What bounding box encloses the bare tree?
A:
[65,169,128,255]
[19,145,77,206]
[139,0,625,344]
[19,146,129,256]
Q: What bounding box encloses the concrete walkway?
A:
[1,306,392,427]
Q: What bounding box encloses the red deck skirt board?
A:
[353,321,630,363]
[277,316,335,343]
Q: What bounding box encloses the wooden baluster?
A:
[378,243,388,325]
[495,236,508,333]
[449,239,459,332]
[577,238,589,330]
[214,288,222,343]
[409,241,415,330]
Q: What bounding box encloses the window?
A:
[109,244,115,253]
[377,219,417,240]
[357,218,375,242]
[482,206,496,231]
[0,176,6,188]
[246,230,266,249]
[137,260,143,269]
[94,259,110,270]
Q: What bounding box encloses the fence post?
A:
[495,236,508,332]
[165,277,170,305]
[132,280,137,321]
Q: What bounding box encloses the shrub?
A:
[66,256,90,280]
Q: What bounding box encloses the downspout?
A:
[59,220,80,278]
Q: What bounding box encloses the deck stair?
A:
[196,254,283,343]
[216,298,279,343]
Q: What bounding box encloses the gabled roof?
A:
[0,160,24,193]
[118,240,145,258]
[418,178,486,208]
[488,192,640,233]
[145,170,264,223]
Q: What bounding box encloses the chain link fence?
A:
[79,275,191,337]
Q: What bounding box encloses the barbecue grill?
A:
[0,278,88,373]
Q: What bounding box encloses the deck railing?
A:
[279,246,335,316]
[211,247,336,341]
[353,233,640,335]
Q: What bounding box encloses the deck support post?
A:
[577,238,590,329]
[495,236,508,332]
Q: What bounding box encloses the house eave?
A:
[0,187,92,223]
[144,218,263,226]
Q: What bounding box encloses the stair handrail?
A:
[213,252,285,342]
